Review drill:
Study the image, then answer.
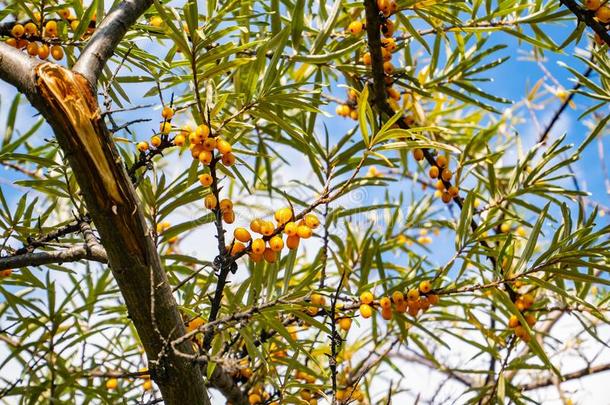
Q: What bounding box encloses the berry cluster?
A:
[415,153,459,203]
[2,8,96,61]
[358,280,440,321]
[104,368,152,392]
[584,0,610,46]
[507,292,536,342]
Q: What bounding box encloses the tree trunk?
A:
[32,62,210,405]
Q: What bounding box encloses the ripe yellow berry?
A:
[286,235,300,250]
[234,227,252,243]
[143,380,153,391]
[297,225,312,239]
[187,317,205,331]
[11,24,25,38]
[230,241,245,255]
[500,222,511,233]
[151,136,162,148]
[521,294,534,309]
[381,37,397,52]
[391,291,404,304]
[284,221,298,236]
[160,122,171,134]
[216,139,232,154]
[50,45,64,60]
[348,21,364,35]
[24,22,37,36]
[338,317,352,331]
[407,289,419,302]
[596,6,610,22]
[204,194,217,210]
[5,38,17,47]
[362,52,372,65]
[196,124,210,138]
[275,207,293,225]
[269,235,284,251]
[250,219,262,233]
[45,21,58,37]
[379,296,392,309]
[360,304,374,318]
[59,8,72,19]
[150,16,163,27]
[383,61,394,74]
[360,291,374,304]
[377,0,391,15]
[221,152,236,166]
[419,280,432,294]
[137,141,149,152]
[413,149,424,161]
[198,150,213,165]
[516,226,527,237]
[263,248,277,263]
[304,214,320,229]
[173,134,186,146]
[585,0,601,10]
[190,144,204,159]
[249,393,262,405]
[71,20,80,31]
[508,315,520,328]
[350,110,358,120]
[525,314,536,327]
[381,307,392,320]
[260,221,275,236]
[223,210,235,224]
[199,173,214,187]
[429,166,439,179]
[251,239,266,254]
[441,169,452,182]
[311,293,326,306]
[219,198,233,212]
[26,41,38,56]
[161,106,174,119]
[106,378,118,390]
[202,138,216,151]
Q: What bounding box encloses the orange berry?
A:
[286,235,300,250]
[521,294,534,309]
[391,291,404,304]
[24,22,37,36]
[5,38,17,47]
[448,186,459,197]
[304,214,320,229]
[234,227,251,243]
[311,293,326,306]
[362,52,372,65]
[338,317,352,331]
[45,21,58,37]
[250,219,262,233]
[221,152,236,166]
[202,137,216,151]
[427,294,439,305]
[383,61,394,74]
[275,207,293,225]
[441,169,453,182]
[269,236,284,251]
[223,210,235,224]
[407,289,419,302]
[196,124,210,138]
[514,326,529,341]
[137,141,149,152]
[26,41,38,56]
[219,198,233,212]
[284,221,298,236]
[436,155,448,168]
[151,136,162,148]
[198,150,213,165]
[251,239,266,255]
[11,24,25,38]
[525,314,536,327]
[187,317,205,331]
[162,106,174,119]
[159,121,171,134]
[381,37,397,52]
[50,45,63,60]
[379,297,392,309]
[263,248,277,263]
[360,291,374,304]
[381,307,392,320]
[249,252,264,262]
[0,269,12,278]
[585,0,600,10]
[413,149,424,161]
[382,20,395,37]
[419,280,432,294]
[260,221,274,236]
[429,166,439,179]
[204,194,217,210]
[596,6,610,22]
[143,380,153,391]
[297,225,312,239]
[173,134,186,146]
[230,241,245,255]
[216,139,232,154]
[190,144,205,159]
[441,192,452,204]
[508,315,520,328]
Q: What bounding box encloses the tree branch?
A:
[559,0,610,47]
[0,42,41,98]
[73,0,153,85]
[0,244,107,270]
[520,362,610,391]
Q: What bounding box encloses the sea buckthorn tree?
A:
[1,0,610,404]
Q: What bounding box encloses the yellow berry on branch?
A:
[11,24,25,38]
[360,291,374,305]
[137,141,149,152]
[234,227,252,243]
[251,238,266,254]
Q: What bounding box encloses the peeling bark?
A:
[32,63,210,405]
